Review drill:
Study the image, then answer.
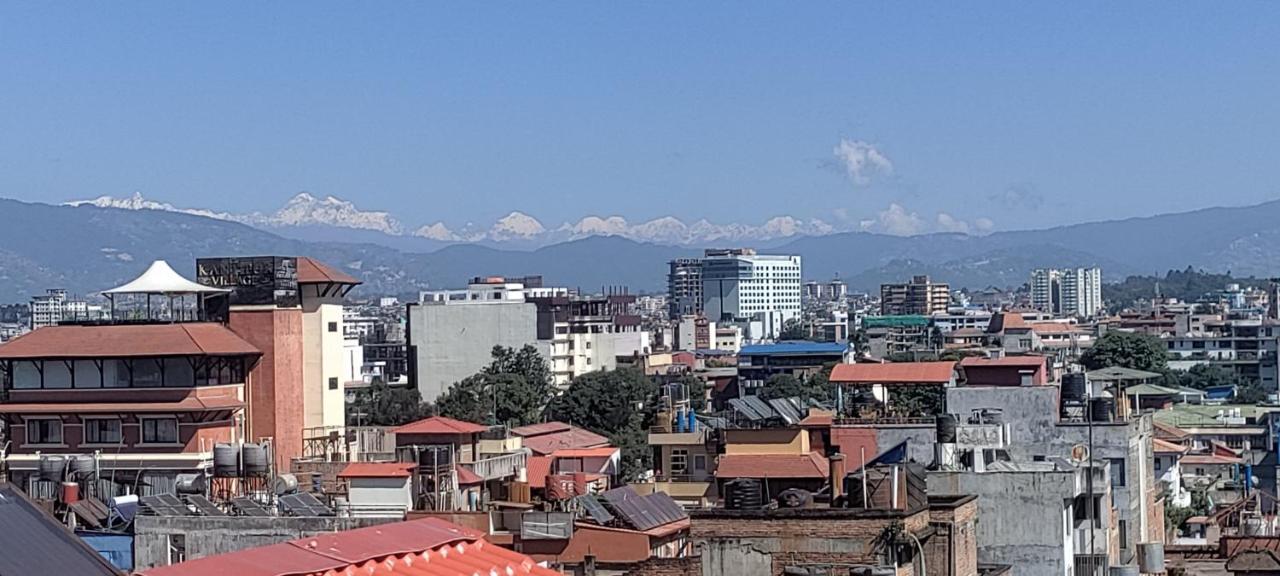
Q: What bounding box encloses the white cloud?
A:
[935,212,971,234]
[974,218,995,235]
[870,203,925,236]
[833,139,893,185]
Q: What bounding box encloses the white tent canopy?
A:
[102,260,230,295]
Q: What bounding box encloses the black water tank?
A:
[936,414,958,443]
[777,488,812,508]
[724,479,763,510]
[1090,397,1114,422]
[1062,373,1087,401]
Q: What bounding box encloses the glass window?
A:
[26,418,62,445]
[328,322,338,332]
[329,377,339,390]
[671,449,688,475]
[142,418,179,444]
[85,418,122,444]
[1109,457,1126,487]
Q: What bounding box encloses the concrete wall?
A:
[408,301,538,402]
[133,515,394,570]
[928,471,1075,576]
[945,385,1156,566]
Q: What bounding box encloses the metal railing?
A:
[1074,554,1108,576]
[833,416,937,427]
[461,449,529,481]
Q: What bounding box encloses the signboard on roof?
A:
[196,256,299,308]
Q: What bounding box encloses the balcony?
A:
[1073,554,1107,576]
[460,449,529,481]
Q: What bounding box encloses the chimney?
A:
[829,453,847,500]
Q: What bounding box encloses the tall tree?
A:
[436,345,553,426]
[1080,331,1169,372]
[547,367,658,481]
[348,380,433,426]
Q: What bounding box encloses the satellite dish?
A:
[1070,444,1089,463]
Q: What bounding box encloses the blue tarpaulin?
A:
[77,532,133,572]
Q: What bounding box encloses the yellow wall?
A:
[722,428,809,455]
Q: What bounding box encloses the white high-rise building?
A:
[701,249,802,340]
[28,289,106,330]
[1031,267,1103,318]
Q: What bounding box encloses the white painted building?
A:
[701,249,802,340]
[28,289,105,329]
[1031,267,1103,318]
[298,258,363,432]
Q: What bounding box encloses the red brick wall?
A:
[230,308,305,469]
[928,499,978,576]
[622,557,701,576]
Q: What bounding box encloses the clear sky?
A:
[3,3,1280,234]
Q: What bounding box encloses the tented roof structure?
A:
[102,260,229,295]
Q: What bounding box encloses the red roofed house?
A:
[137,517,558,576]
[830,361,956,416]
[391,415,527,512]
[0,321,261,498]
[511,421,611,456]
[715,425,833,500]
[959,355,1049,387]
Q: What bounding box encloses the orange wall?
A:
[230,308,305,469]
[722,428,809,455]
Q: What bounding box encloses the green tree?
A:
[436,345,553,426]
[758,374,805,400]
[779,318,808,341]
[1080,331,1169,372]
[547,367,658,481]
[1176,364,1244,390]
[348,380,433,426]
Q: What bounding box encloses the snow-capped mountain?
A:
[64,192,937,247]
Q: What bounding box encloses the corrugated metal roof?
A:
[715,452,830,479]
[0,485,122,576]
[337,462,416,478]
[519,426,611,456]
[738,342,848,356]
[139,517,557,576]
[830,361,956,384]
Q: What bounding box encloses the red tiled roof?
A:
[959,356,1046,369]
[137,517,557,576]
[715,452,830,479]
[830,361,955,385]
[392,416,489,435]
[986,312,1028,333]
[551,447,620,458]
[338,462,416,479]
[0,323,260,359]
[0,396,244,414]
[518,427,611,456]
[526,456,553,489]
[455,465,484,485]
[295,257,362,286]
[947,327,986,337]
[1153,438,1189,455]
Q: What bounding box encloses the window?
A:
[1154,458,1163,472]
[1118,520,1129,549]
[84,418,122,444]
[670,449,688,475]
[26,418,62,445]
[328,322,338,332]
[142,418,179,444]
[1109,457,1126,487]
[693,454,707,471]
[328,377,339,390]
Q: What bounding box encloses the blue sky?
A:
[3,3,1280,234]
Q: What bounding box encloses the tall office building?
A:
[1030,267,1103,318]
[880,275,950,316]
[667,258,704,318]
[701,249,802,340]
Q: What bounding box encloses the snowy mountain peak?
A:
[268,192,403,235]
[489,211,546,240]
[414,222,460,241]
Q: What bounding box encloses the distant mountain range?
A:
[67,192,845,249]
[4,196,1280,302]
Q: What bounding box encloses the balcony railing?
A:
[301,426,397,462]
[833,416,937,427]
[1074,554,1107,576]
[461,449,529,481]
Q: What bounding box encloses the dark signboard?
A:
[196,256,299,308]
